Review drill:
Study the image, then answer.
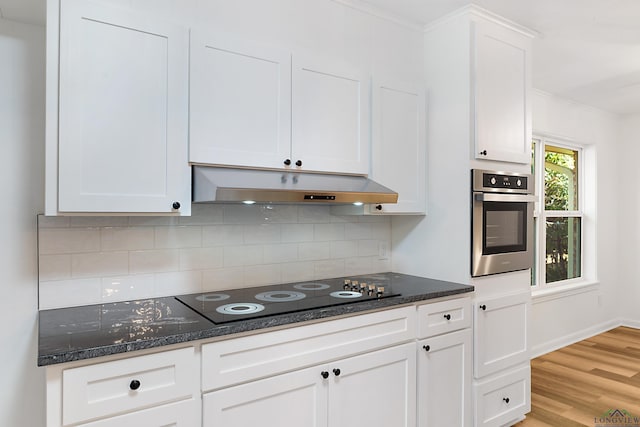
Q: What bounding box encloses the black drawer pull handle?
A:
[129,379,141,391]
[321,371,329,379]
[479,150,487,156]
[444,314,451,320]
[333,368,341,376]
[503,397,510,404]
[479,304,487,311]
[423,345,430,352]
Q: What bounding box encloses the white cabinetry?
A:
[46,0,191,215]
[189,34,369,175]
[189,31,292,169]
[46,347,198,427]
[203,343,416,427]
[291,54,370,175]
[424,6,534,165]
[473,19,532,164]
[369,80,426,214]
[416,297,472,427]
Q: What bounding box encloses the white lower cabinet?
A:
[203,343,416,427]
[418,329,472,427]
[474,365,530,427]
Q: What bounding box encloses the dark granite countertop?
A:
[38,273,473,366]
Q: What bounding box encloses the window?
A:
[531,138,586,287]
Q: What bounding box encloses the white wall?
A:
[618,113,640,326]
[528,90,622,356]
[0,17,46,427]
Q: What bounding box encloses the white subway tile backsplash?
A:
[39,228,101,255]
[243,224,281,244]
[281,224,314,243]
[71,251,129,278]
[358,240,380,257]
[179,247,223,271]
[101,274,155,301]
[38,205,392,308]
[263,243,298,263]
[179,204,224,225]
[202,267,244,291]
[154,271,202,297]
[224,245,263,267]
[298,205,330,223]
[280,261,316,283]
[244,264,282,286]
[129,249,180,274]
[313,259,345,279]
[313,223,345,241]
[69,216,129,228]
[330,241,358,259]
[39,254,72,281]
[298,242,331,261]
[202,225,244,246]
[39,278,102,309]
[155,226,202,249]
[101,227,155,251]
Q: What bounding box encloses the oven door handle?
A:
[474,193,537,203]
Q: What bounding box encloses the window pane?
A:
[545,217,581,283]
[544,146,578,210]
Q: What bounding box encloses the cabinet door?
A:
[77,399,199,427]
[328,343,416,427]
[189,31,292,169]
[474,292,530,378]
[203,365,328,427]
[292,54,370,175]
[473,19,531,164]
[418,329,472,427]
[369,80,426,214]
[57,0,190,214]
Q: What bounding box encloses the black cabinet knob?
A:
[423,345,430,352]
[503,397,510,404]
[129,379,141,391]
[284,159,291,166]
[479,150,488,156]
[321,371,329,379]
[375,205,382,211]
[295,160,302,167]
[172,201,181,210]
[444,314,451,320]
[333,368,341,376]
[479,304,487,311]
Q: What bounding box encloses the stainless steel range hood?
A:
[192,166,398,204]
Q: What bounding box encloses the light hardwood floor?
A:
[515,326,640,426]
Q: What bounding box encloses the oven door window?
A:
[483,201,527,254]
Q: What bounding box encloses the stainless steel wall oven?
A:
[471,169,535,277]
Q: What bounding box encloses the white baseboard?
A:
[620,318,640,329]
[530,318,622,358]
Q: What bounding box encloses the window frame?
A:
[531,136,585,289]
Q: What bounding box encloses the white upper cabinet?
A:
[49,0,191,215]
[473,19,532,164]
[369,79,426,214]
[189,32,292,169]
[292,54,370,175]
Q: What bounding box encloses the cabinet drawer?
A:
[77,398,199,427]
[62,347,195,425]
[417,297,471,338]
[202,306,416,391]
[474,365,530,427]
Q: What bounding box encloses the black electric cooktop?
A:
[175,273,400,324]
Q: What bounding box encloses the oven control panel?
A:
[472,169,533,194]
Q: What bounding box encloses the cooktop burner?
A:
[175,274,400,324]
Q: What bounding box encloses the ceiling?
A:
[2,0,640,115]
